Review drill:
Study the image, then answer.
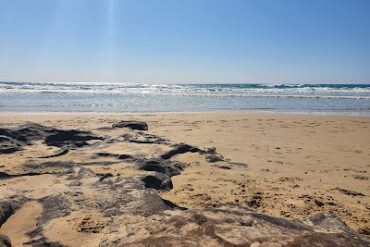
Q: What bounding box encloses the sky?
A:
[0,0,369,83]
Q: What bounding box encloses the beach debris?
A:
[112,120,148,130]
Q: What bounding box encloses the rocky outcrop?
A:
[138,159,184,177]
[100,207,370,247]
[0,123,102,154]
[44,130,102,148]
[0,121,369,247]
[161,143,200,159]
[141,173,173,190]
[0,135,22,154]
[112,121,148,131]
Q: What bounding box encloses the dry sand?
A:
[0,112,369,243]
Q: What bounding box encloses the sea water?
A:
[0,82,369,116]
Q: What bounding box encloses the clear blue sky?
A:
[0,0,369,83]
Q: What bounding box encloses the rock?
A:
[38,195,72,224]
[0,199,24,226]
[336,188,365,197]
[358,227,370,235]
[24,161,75,175]
[284,232,368,247]
[308,212,351,233]
[112,121,148,131]
[247,192,263,208]
[0,123,55,143]
[161,144,200,159]
[120,133,168,144]
[45,130,102,148]
[314,199,324,207]
[205,153,224,163]
[94,152,119,158]
[39,148,69,158]
[138,159,183,177]
[142,173,173,190]
[218,165,231,170]
[0,234,11,247]
[0,171,53,179]
[0,200,16,226]
[103,206,370,246]
[0,123,103,152]
[117,154,134,160]
[97,173,113,181]
[24,237,65,247]
[92,176,178,217]
[67,180,81,186]
[0,135,22,154]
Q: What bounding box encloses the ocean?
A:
[0,82,369,116]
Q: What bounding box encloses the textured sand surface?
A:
[0,112,369,246]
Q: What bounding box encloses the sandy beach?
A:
[0,112,369,246]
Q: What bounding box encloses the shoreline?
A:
[0,110,370,118]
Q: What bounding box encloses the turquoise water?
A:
[0,82,369,116]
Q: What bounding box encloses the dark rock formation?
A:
[0,123,103,153]
[247,192,263,208]
[0,234,11,247]
[112,121,148,131]
[205,153,224,163]
[39,148,69,158]
[138,159,183,177]
[0,199,22,226]
[0,135,22,154]
[161,144,200,159]
[44,130,102,148]
[38,195,72,225]
[336,188,365,197]
[142,173,173,190]
[24,237,66,247]
[0,123,55,143]
[91,176,178,217]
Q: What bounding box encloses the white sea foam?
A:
[1,82,369,114]
[1,81,370,99]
